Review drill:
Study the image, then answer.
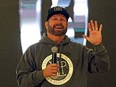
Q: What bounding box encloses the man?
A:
[16,6,110,87]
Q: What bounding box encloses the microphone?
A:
[51,46,58,64]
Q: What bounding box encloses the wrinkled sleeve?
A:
[16,47,45,87]
[87,43,110,73]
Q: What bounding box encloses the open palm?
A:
[83,20,103,45]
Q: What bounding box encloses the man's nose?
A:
[56,19,62,24]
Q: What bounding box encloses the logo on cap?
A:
[54,7,63,11]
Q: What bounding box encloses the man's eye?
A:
[52,18,57,20]
[53,18,57,20]
[52,18,66,21]
[61,18,66,21]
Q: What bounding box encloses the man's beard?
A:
[47,24,67,36]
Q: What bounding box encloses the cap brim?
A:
[46,11,69,21]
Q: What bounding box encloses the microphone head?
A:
[51,46,58,53]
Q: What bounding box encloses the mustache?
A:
[53,24,64,28]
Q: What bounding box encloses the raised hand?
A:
[83,20,103,45]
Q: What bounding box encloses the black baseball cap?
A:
[46,6,69,21]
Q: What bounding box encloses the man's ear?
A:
[45,21,48,29]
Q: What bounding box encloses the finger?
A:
[52,69,58,73]
[52,73,57,76]
[83,35,91,43]
[90,20,95,30]
[50,64,58,68]
[82,35,89,41]
[52,70,58,76]
[51,67,58,70]
[95,21,98,30]
[99,24,103,32]
[88,23,92,32]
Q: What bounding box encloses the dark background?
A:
[0,0,116,87]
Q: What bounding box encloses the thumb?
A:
[82,35,89,41]
[82,35,88,40]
